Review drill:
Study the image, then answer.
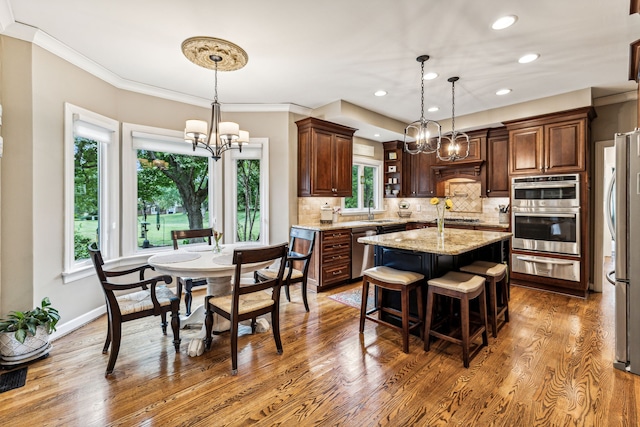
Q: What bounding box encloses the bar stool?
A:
[359,266,424,353]
[424,271,488,368]
[460,260,509,338]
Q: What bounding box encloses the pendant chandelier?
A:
[437,76,470,161]
[404,55,441,155]
[182,37,249,161]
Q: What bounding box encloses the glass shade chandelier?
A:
[182,37,249,161]
[437,76,470,161]
[404,55,441,155]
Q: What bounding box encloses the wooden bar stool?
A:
[424,271,488,368]
[359,266,424,353]
[460,260,509,338]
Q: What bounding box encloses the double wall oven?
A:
[510,174,581,282]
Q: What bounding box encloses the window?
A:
[122,124,217,256]
[343,157,383,212]
[223,139,270,245]
[64,103,119,279]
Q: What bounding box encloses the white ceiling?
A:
[2,0,639,140]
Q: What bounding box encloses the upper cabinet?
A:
[485,127,509,197]
[297,117,356,197]
[506,107,596,176]
[404,149,436,198]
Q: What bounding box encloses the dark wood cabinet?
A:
[403,150,436,198]
[486,127,509,197]
[306,229,351,291]
[296,117,356,197]
[507,107,595,176]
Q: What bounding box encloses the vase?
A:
[212,241,222,254]
[437,217,445,237]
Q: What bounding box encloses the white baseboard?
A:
[50,305,107,342]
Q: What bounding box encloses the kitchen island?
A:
[358,227,512,324]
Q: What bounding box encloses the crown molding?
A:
[0,21,306,114]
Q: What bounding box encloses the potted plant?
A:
[0,297,60,360]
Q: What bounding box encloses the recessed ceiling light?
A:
[374,133,381,137]
[518,53,540,64]
[374,90,387,97]
[427,106,439,112]
[496,88,512,96]
[423,72,438,80]
[492,15,518,30]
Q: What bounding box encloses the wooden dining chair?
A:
[171,228,213,315]
[254,228,316,311]
[88,242,181,376]
[204,243,288,375]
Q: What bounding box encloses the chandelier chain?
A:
[420,60,425,121]
[214,60,219,103]
[451,77,455,134]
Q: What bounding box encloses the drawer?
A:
[322,251,350,264]
[321,230,351,244]
[511,253,580,282]
[322,261,351,285]
[321,233,350,257]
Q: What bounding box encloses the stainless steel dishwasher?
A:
[351,227,377,279]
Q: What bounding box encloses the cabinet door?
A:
[544,119,585,173]
[309,129,335,196]
[486,133,509,197]
[509,126,543,175]
[404,151,435,197]
[333,134,353,196]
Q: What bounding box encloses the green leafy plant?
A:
[0,297,60,343]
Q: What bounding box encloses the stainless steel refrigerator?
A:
[610,130,640,375]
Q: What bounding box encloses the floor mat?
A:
[328,287,374,310]
[0,367,28,393]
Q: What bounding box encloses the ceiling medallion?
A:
[181,37,248,71]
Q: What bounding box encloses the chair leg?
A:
[487,278,498,338]
[479,288,489,347]
[160,312,168,335]
[424,288,434,352]
[230,318,239,376]
[103,315,112,353]
[170,305,181,352]
[359,278,370,333]
[284,280,291,302]
[105,319,122,376]
[301,279,310,312]
[416,285,424,340]
[461,295,471,369]
[400,287,410,354]
[272,308,283,355]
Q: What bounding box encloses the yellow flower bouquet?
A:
[430,197,453,235]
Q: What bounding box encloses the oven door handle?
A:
[515,256,576,265]
[512,182,577,189]
[512,212,576,218]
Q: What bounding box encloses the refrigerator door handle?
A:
[605,173,616,239]
[606,269,616,286]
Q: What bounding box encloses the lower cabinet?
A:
[306,229,351,291]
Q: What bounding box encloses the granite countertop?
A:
[357,227,512,256]
[293,218,508,231]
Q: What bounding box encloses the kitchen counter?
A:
[293,218,508,232]
[357,227,512,256]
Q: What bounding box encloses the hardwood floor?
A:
[1,281,639,426]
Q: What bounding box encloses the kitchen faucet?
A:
[368,199,374,220]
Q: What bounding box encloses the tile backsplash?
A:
[445,182,482,213]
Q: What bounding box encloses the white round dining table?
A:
[148,242,273,357]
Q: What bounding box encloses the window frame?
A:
[121,123,219,257]
[341,156,384,214]
[63,103,119,282]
